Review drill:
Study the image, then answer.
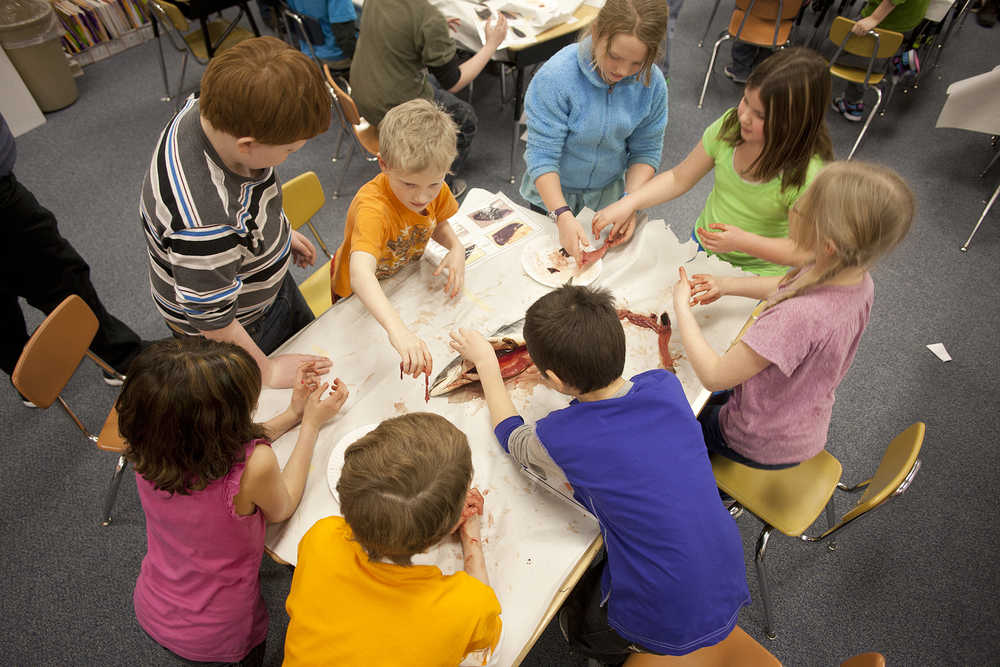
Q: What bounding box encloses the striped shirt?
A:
[140,97,291,334]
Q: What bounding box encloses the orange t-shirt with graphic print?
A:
[331,172,459,298]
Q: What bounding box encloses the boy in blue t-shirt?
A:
[449,285,750,662]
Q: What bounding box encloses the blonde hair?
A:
[766,161,914,310]
[719,47,834,191]
[588,0,668,86]
[378,99,458,174]
[200,36,331,145]
[337,413,472,565]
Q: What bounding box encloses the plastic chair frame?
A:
[722,423,924,640]
[698,0,803,109]
[11,295,129,527]
[323,64,379,199]
[827,17,903,159]
[149,0,251,104]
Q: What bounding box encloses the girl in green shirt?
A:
[594,47,834,275]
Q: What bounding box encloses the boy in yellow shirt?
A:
[283,413,502,666]
[330,99,466,378]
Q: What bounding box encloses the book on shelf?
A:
[50,0,149,55]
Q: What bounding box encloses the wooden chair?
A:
[323,64,379,199]
[698,0,805,109]
[827,16,904,159]
[282,171,335,316]
[623,625,885,666]
[11,295,131,527]
[148,0,255,103]
[712,422,925,639]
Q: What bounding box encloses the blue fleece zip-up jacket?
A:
[521,36,668,198]
[287,0,356,61]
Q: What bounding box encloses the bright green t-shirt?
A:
[860,0,931,33]
[695,111,825,276]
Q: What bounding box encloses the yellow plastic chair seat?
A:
[830,65,886,85]
[299,259,333,318]
[712,450,843,536]
[184,21,255,61]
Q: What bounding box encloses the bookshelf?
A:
[49,0,153,66]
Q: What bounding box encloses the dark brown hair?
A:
[116,338,267,495]
[523,285,625,394]
[588,0,668,86]
[200,36,331,144]
[719,47,834,191]
[337,413,472,565]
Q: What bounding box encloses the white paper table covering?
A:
[257,188,756,665]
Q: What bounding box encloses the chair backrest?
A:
[829,16,904,59]
[282,171,326,230]
[840,652,887,667]
[324,65,363,127]
[324,64,379,156]
[11,295,98,410]
[735,0,802,22]
[839,421,924,524]
[625,626,781,666]
[149,0,190,32]
[730,0,804,47]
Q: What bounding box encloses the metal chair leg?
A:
[101,455,128,527]
[960,181,1000,252]
[333,145,357,199]
[980,144,1000,178]
[847,86,882,160]
[754,524,777,640]
[155,34,172,102]
[509,115,520,185]
[698,34,729,110]
[825,497,839,550]
[699,0,723,47]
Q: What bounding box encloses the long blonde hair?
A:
[588,0,668,86]
[765,161,914,310]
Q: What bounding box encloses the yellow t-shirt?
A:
[331,172,459,298]
[284,516,503,667]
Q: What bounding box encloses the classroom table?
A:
[258,188,757,665]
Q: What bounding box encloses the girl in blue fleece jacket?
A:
[519,0,668,265]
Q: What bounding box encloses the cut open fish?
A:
[430,319,534,396]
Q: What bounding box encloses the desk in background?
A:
[258,188,757,664]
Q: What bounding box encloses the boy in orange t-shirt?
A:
[331,98,465,378]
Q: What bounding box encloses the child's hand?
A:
[265,354,331,388]
[689,273,722,306]
[434,248,466,299]
[289,361,321,418]
[697,223,747,255]
[390,328,433,378]
[449,328,499,372]
[852,15,879,35]
[456,488,485,543]
[673,266,695,310]
[556,213,589,266]
[484,12,508,47]
[290,230,317,268]
[302,378,349,429]
[592,199,636,245]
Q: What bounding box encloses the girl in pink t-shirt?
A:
[671,161,914,467]
[115,338,348,664]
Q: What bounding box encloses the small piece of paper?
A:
[926,343,952,362]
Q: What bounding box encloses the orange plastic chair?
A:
[323,64,379,198]
[12,295,130,526]
[698,0,805,108]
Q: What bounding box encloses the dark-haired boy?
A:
[283,412,502,665]
[450,285,749,662]
[140,36,331,389]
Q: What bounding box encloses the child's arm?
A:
[448,328,518,427]
[688,272,784,305]
[852,0,896,34]
[673,267,771,391]
[431,220,465,299]
[536,172,590,266]
[457,488,490,586]
[696,224,813,268]
[203,320,332,389]
[237,379,350,522]
[593,141,715,240]
[349,250,433,378]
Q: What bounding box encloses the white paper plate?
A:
[326,423,379,503]
[520,234,602,288]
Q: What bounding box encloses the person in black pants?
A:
[0,113,143,402]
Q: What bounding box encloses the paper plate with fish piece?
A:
[521,234,602,288]
[326,423,378,503]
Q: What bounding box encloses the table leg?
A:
[509,65,525,185]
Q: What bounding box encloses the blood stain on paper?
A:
[393,401,406,414]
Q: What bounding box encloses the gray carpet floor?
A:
[2,2,999,664]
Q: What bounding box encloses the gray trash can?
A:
[0,0,78,111]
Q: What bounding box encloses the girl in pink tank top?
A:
[116,338,349,664]
[671,161,915,466]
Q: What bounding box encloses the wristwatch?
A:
[548,205,572,221]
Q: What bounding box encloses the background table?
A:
[258,188,757,665]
